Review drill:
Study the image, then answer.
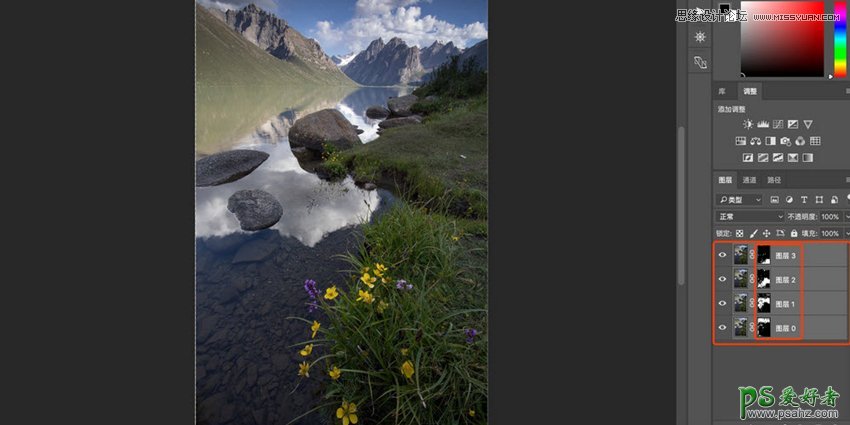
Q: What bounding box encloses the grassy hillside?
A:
[195,4,354,87]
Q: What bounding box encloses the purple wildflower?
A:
[304,279,320,312]
[465,328,478,344]
[396,280,413,290]
[304,279,320,299]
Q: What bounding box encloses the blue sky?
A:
[200,0,487,56]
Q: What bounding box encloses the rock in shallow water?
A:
[387,94,418,117]
[232,238,278,264]
[366,105,390,119]
[287,109,360,153]
[196,149,269,187]
[378,115,422,129]
[226,190,283,231]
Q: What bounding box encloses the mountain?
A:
[341,38,425,86]
[216,4,350,81]
[331,52,358,67]
[195,3,353,86]
[458,39,487,70]
[419,41,462,70]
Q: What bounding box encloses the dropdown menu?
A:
[715,210,787,223]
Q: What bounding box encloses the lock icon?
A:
[791,229,798,238]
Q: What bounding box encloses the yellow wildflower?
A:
[298,361,310,377]
[381,276,391,284]
[400,348,409,356]
[328,365,341,380]
[401,360,415,379]
[469,409,475,417]
[360,266,370,274]
[356,289,374,304]
[360,273,376,288]
[376,300,389,314]
[324,286,339,300]
[451,235,460,241]
[374,263,388,276]
[336,401,358,425]
[299,344,313,356]
[311,320,320,338]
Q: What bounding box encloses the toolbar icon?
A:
[751,137,762,145]
[743,153,754,163]
[788,119,799,129]
[803,153,814,163]
[757,120,770,128]
[795,136,806,146]
[780,137,792,146]
[772,153,784,162]
[735,136,747,146]
[809,136,821,146]
[744,119,754,130]
[757,153,769,163]
[765,136,777,146]
[772,120,784,129]
[770,196,780,204]
[804,119,813,129]
[788,153,800,162]
[694,56,709,69]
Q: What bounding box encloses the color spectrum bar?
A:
[836,2,847,78]
[741,1,825,77]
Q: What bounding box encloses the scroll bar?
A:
[678,126,686,286]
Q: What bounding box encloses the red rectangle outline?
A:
[712,240,850,347]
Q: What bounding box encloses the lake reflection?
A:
[195,86,409,247]
[196,85,411,425]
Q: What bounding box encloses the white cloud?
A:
[312,0,486,55]
[198,0,278,12]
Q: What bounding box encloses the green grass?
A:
[319,143,349,180]
[287,62,489,425]
[290,204,487,424]
[341,96,488,219]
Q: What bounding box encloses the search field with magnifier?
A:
[715,193,764,206]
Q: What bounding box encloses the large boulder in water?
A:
[226,190,283,231]
[196,150,269,187]
[288,109,360,153]
[387,95,418,117]
[366,105,390,119]
[378,115,422,129]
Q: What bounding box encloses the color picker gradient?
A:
[741,1,825,77]
[836,2,847,78]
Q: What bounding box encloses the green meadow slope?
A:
[195,4,355,87]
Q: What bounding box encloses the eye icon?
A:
[719,300,727,306]
[719,252,727,258]
[719,325,727,331]
[719,276,727,283]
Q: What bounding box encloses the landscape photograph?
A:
[195,0,488,424]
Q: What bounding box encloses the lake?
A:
[196,85,410,425]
